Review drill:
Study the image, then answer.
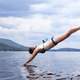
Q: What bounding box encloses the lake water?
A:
[0,51,80,80]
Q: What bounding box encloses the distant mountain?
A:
[0,38,80,51]
[51,48,80,52]
[0,38,28,51]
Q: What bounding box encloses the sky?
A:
[0,0,80,48]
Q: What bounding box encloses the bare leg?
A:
[24,26,80,65]
[54,27,80,44]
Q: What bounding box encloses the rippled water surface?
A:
[0,51,80,80]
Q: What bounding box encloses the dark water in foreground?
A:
[0,51,80,80]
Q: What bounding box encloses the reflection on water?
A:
[0,51,27,80]
[0,51,80,80]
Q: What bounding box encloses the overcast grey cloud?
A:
[0,0,29,16]
[0,24,15,29]
[0,0,48,16]
[28,0,48,4]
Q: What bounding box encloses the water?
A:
[0,51,80,80]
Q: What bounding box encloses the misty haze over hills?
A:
[0,38,80,51]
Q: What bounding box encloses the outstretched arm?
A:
[26,40,57,64]
[26,48,40,63]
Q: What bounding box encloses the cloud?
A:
[0,0,26,16]
[0,15,53,33]
[0,0,80,47]
[0,0,80,18]
[30,3,51,14]
[61,1,80,18]
[28,0,48,4]
[30,3,49,12]
[0,0,48,16]
[0,24,16,29]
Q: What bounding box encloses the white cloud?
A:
[30,3,49,12]
[60,1,80,16]
[0,15,53,33]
